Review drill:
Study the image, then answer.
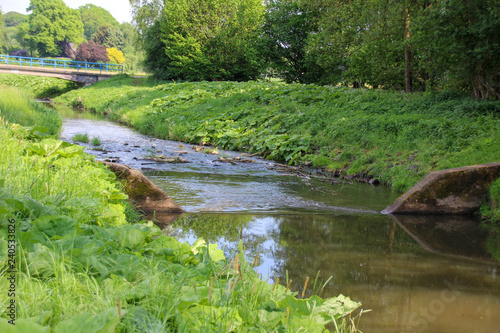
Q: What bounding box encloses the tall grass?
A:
[0,85,61,135]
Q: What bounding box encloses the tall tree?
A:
[262,0,322,83]
[142,0,266,81]
[0,9,7,53]
[79,4,119,41]
[18,0,84,57]
[92,24,124,49]
[413,0,500,100]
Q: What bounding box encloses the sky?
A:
[0,0,133,24]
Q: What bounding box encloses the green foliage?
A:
[91,136,101,146]
[262,0,322,83]
[142,0,266,81]
[481,178,500,223]
[79,4,119,41]
[0,84,61,134]
[55,77,500,193]
[0,73,77,98]
[17,0,84,57]
[2,11,26,53]
[413,0,500,100]
[0,9,7,53]
[72,133,89,143]
[3,11,27,27]
[0,95,360,331]
[92,24,124,50]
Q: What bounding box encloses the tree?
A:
[120,22,145,72]
[413,0,500,100]
[262,0,323,83]
[92,24,124,49]
[4,11,27,27]
[129,0,163,44]
[79,4,119,41]
[0,9,7,53]
[76,40,109,62]
[107,47,125,64]
[141,0,266,81]
[2,12,27,53]
[17,0,84,57]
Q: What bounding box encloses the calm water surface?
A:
[58,105,500,333]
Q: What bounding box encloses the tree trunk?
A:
[404,6,413,92]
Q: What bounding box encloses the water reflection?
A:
[169,213,500,333]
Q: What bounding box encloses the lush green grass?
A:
[0,85,362,331]
[0,85,62,135]
[0,74,77,98]
[55,76,500,194]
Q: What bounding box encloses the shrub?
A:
[106,47,125,64]
[10,49,29,57]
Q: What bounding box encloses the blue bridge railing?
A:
[0,54,123,74]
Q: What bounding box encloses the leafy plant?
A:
[91,136,101,146]
[72,133,89,143]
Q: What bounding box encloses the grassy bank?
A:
[54,76,499,193]
[0,85,361,331]
[0,74,77,98]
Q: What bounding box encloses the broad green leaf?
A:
[54,308,121,333]
[0,318,50,333]
[31,215,77,238]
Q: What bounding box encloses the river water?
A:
[58,106,500,333]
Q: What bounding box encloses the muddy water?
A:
[58,106,500,333]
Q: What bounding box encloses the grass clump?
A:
[55,76,500,193]
[72,132,90,143]
[91,137,101,146]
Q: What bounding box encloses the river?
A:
[57,105,500,333]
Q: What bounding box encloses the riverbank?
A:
[52,75,500,219]
[0,83,361,331]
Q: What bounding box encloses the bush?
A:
[10,49,28,57]
[106,47,125,64]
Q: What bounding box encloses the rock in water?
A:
[382,162,500,215]
[101,161,185,214]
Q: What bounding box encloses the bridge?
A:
[0,55,123,85]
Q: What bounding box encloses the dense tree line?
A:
[132,0,499,99]
[0,1,143,71]
[1,0,498,98]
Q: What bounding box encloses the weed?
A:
[91,137,101,146]
[72,133,89,143]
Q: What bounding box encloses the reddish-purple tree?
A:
[75,41,109,63]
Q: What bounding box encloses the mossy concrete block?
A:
[101,161,185,214]
[382,162,500,215]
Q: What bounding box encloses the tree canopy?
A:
[18,0,84,57]
[79,4,119,41]
[143,0,266,81]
